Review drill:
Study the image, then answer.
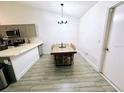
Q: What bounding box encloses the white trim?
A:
[99,2,124,91]
[78,50,120,91]
[100,73,121,92]
[98,8,114,72]
[77,50,98,72]
[99,1,124,72]
[111,1,124,9]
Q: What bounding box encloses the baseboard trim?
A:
[77,50,98,72]
[100,73,121,92]
[77,50,120,91]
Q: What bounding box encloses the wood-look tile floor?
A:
[2,54,117,92]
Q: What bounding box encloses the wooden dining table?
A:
[51,43,77,66]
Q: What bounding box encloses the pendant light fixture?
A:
[58,3,68,24]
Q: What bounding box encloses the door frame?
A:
[99,1,124,72]
[99,2,124,91]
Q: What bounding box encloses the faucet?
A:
[61,42,63,47]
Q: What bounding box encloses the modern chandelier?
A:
[57,3,68,24]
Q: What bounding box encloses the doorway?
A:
[101,2,124,91]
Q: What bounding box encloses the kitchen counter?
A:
[0,42,43,57]
[0,41,44,81]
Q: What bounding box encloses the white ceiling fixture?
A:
[57,3,68,24]
[17,1,97,18]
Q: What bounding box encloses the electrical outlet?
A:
[98,40,100,43]
[85,52,88,55]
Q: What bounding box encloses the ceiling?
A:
[18,1,97,18]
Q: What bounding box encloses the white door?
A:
[102,4,124,91]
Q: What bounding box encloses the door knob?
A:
[105,48,109,51]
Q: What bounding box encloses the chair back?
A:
[70,43,76,50]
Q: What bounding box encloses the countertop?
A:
[0,42,43,57]
[51,44,77,55]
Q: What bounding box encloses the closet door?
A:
[102,4,124,91]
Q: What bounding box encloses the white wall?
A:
[78,1,119,71]
[0,2,79,54]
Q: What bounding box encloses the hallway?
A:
[2,54,116,92]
